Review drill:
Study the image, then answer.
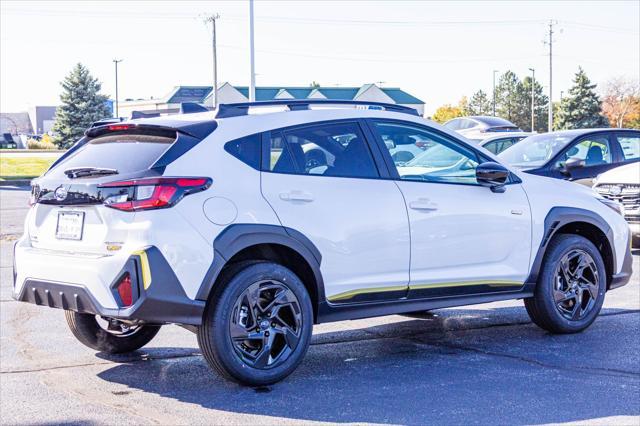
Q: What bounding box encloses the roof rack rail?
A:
[131,111,161,119]
[215,99,419,119]
[180,102,210,114]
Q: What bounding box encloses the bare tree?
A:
[601,77,640,128]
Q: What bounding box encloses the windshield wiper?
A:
[64,167,118,179]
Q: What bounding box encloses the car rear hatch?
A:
[28,121,215,255]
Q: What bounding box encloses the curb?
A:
[0,179,32,187]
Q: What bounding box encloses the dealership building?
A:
[117,83,425,118]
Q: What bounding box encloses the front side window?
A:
[374,122,481,185]
[268,122,378,178]
[617,134,640,160]
[555,135,612,168]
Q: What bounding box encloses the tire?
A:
[524,234,607,334]
[197,261,313,386]
[65,311,161,354]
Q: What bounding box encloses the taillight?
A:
[98,177,211,212]
[116,273,133,306]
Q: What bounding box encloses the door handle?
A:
[279,191,314,202]
[409,198,438,211]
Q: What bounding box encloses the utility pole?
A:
[529,68,535,132]
[249,0,256,102]
[545,20,555,132]
[204,14,220,109]
[113,59,123,118]
[492,70,498,116]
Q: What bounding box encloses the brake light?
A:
[116,273,133,306]
[99,177,211,212]
[107,124,136,132]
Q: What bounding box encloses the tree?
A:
[467,90,492,116]
[555,67,609,130]
[431,97,468,123]
[431,104,463,123]
[52,63,112,149]
[518,76,549,132]
[495,71,521,123]
[601,77,640,128]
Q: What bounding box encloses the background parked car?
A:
[0,133,17,149]
[498,128,640,186]
[474,132,533,154]
[593,162,640,247]
[444,116,522,141]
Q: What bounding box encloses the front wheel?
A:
[197,262,313,386]
[524,234,606,334]
[65,311,161,354]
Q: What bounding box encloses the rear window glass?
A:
[48,134,173,178]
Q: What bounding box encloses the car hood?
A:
[594,162,640,185]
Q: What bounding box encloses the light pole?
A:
[249,0,256,102]
[204,14,220,109]
[529,68,535,132]
[113,59,123,118]
[492,70,498,116]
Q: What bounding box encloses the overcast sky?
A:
[1,0,638,115]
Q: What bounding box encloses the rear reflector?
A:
[99,177,211,212]
[117,273,133,306]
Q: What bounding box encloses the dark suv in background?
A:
[498,129,640,185]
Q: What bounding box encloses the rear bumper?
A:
[13,245,204,325]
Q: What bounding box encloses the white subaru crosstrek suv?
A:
[14,100,633,386]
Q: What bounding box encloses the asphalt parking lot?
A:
[1,185,638,425]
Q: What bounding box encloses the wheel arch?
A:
[526,207,616,289]
[195,224,325,323]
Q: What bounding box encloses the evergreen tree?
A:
[518,76,549,132]
[467,90,492,116]
[52,63,112,148]
[495,71,521,123]
[554,67,609,130]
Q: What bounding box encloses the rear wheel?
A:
[65,311,161,354]
[197,262,313,386]
[525,234,606,334]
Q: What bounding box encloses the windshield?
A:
[46,133,174,180]
[498,133,574,168]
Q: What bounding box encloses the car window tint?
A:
[556,135,612,168]
[224,133,261,169]
[374,122,481,185]
[617,134,640,160]
[268,122,378,178]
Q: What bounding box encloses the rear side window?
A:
[224,134,261,169]
[48,133,174,179]
[617,134,640,160]
[268,122,378,179]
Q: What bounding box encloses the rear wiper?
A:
[64,167,118,179]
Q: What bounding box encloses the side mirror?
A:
[476,161,510,193]
[564,157,585,170]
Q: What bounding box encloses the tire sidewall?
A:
[205,262,313,385]
[537,235,607,332]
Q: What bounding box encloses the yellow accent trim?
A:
[133,249,152,290]
[328,285,407,302]
[410,280,523,290]
[327,280,523,302]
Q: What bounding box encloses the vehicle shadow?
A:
[97,305,640,425]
